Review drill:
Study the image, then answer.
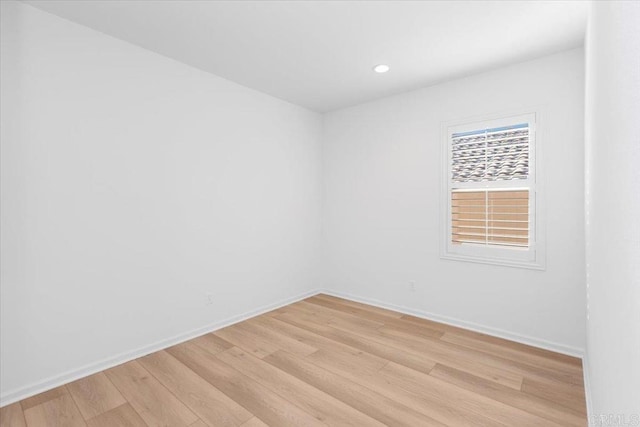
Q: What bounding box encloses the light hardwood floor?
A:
[0,294,587,426]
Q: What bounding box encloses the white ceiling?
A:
[24,0,588,112]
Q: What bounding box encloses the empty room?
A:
[1,0,638,426]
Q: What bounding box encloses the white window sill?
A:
[441,253,546,270]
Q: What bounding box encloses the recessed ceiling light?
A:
[373,64,390,73]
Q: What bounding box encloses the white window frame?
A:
[440,111,545,270]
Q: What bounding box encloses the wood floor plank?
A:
[191,333,234,355]
[288,302,524,390]
[376,325,524,389]
[377,317,445,339]
[218,346,386,427]
[249,315,389,370]
[213,324,280,359]
[306,296,446,340]
[85,403,147,427]
[274,312,438,375]
[401,313,583,367]
[294,301,385,332]
[312,294,404,319]
[235,320,318,357]
[298,300,525,390]
[166,341,326,427]
[23,394,86,427]
[264,350,445,427]
[0,403,26,427]
[252,310,390,369]
[429,363,587,426]
[20,386,69,411]
[441,332,583,373]
[311,296,451,343]
[105,360,199,427]
[305,295,404,323]
[379,362,563,427]
[240,417,269,427]
[386,325,577,389]
[139,350,253,426]
[66,372,126,420]
[521,377,587,414]
[440,331,584,385]
[314,294,404,319]
[305,347,386,376]
[308,350,505,427]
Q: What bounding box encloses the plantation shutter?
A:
[449,123,531,249]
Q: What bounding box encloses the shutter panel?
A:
[452,190,529,248]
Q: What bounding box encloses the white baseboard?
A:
[0,289,321,408]
[321,289,585,358]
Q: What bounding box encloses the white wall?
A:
[0,1,322,402]
[322,49,586,354]
[585,0,640,416]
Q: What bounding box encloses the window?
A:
[442,113,543,269]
